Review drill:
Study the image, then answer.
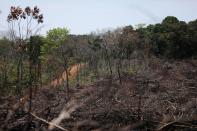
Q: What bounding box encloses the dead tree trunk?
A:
[102,40,113,79]
[60,46,70,98]
[28,61,33,124]
[64,63,69,98]
[117,58,122,84]
[16,53,24,95]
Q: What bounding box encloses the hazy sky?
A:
[0,0,197,34]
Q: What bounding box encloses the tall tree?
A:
[7,6,43,94]
[46,27,70,97]
[7,6,43,126]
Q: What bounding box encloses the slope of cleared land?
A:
[0,58,197,131]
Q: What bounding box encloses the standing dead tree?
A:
[7,6,43,95]
[7,6,43,125]
[101,29,122,84]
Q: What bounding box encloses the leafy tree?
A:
[47,27,68,44]
[46,27,70,96]
[162,16,179,25]
[188,19,197,57]
[139,16,197,59]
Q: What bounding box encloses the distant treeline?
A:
[0,16,196,95]
[137,16,197,58]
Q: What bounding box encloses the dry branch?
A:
[30,112,68,131]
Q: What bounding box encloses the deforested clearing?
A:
[0,1,197,131]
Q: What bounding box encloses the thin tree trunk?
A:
[60,45,70,98]
[2,56,8,90]
[117,49,122,85]
[16,53,23,95]
[137,94,142,120]
[64,67,69,98]
[76,64,80,85]
[102,43,113,79]
[117,58,122,84]
[38,63,42,88]
[28,61,33,124]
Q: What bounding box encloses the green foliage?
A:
[0,38,16,94]
[162,16,179,25]
[40,37,52,58]
[42,27,69,56]
[40,27,69,61]
[46,27,69,44]
[40,27,71,83]
[0,38,13,56]
[28,36,42,64]
[138,16,197,58]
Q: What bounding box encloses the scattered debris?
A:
[0,59,197,131]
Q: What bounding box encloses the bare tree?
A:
[7,6,43,124]
[7,6,43,95]
[101,29,122,83]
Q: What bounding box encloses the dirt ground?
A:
[51,63,85,88]
[0,58,197,131]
